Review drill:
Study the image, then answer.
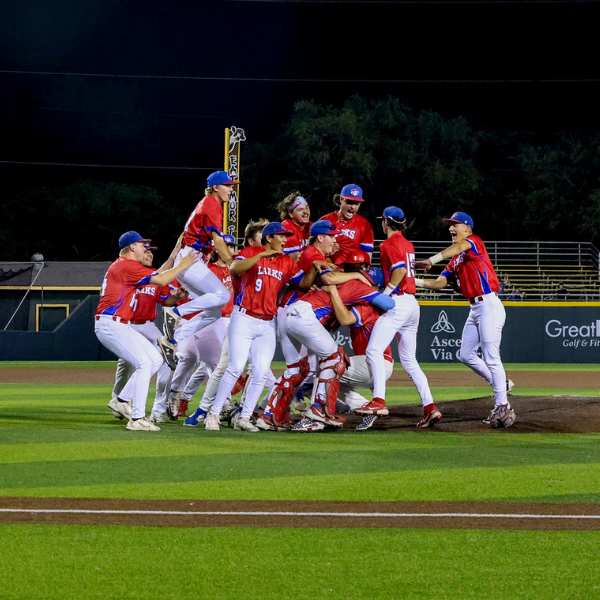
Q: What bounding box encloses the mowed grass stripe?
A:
[0,525,599,600]
[1,462,599,503]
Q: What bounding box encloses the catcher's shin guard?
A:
[271,357,310,427]
[316,348,349,418]
[231,372,249,396]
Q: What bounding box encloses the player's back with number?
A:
[379,233,416,295]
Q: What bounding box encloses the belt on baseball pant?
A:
[468,292,498,305]
[238,308,274,321]
[95,315,131,324]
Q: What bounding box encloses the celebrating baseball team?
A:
[94,170,516,434]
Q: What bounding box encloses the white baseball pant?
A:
[170,316,227,393]
[95,317,163,420]
[210,309,277,420]
[337,355,394,410]
[458,293,508,405]
[172,246,230,344]
[111,321,172,416]
[366,294,434,406]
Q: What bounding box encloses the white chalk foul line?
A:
[0,509,599,520]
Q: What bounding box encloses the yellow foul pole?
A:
[223,126,246,242]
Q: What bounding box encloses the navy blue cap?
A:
[119,231,151,249]
[262,222,293,238]
[443,211,474,229]
[207,171,239,187]
[363,267,385,289]
[340,184,364,202]
[310,220,336,236]
[377,206,405,222]
[222,234,236,245]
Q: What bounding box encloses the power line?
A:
[0,161,216,170]
[0,70,598,83]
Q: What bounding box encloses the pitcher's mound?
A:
[341,396,600,434]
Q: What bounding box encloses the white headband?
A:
[289,196,308,212]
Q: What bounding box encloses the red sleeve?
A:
[122,261,156,286]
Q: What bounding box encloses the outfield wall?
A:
[0,297,598,363]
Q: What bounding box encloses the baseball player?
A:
[283,267,395,431]
[160,171,237,362]
[165,234,238,419]
[324,284,394,431]
[260,221,373,431]
[359,207,441,428]
[414,211,516,428]
[95,231,199,431]
[319,184,374,265]
[278,191,312,261]
[183,221,272,427]
[110,243,187,423]
[204,222,315,432]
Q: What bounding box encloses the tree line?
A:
[2,95,599,261]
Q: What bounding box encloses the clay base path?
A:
[1,497,600,531]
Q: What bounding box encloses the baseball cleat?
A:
[485,404,516,428]
[304,404,328,424]
[354,397,389,416]
[234,417,259,432]
[166,390,180,421]
[291,417,325,432]
[506,379,515,393]
[256,413,276,431]
[150,412,170,424]
[126,417,161,432]
[204,413,221,431]
[108,397,132,421]
[184,407,207,427]
[416,403,442,428]
[157,336,178,370]
[162,307,180,343]
[356,415,378,431]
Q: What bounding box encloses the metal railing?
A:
[371,240,600,302]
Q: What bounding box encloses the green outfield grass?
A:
[1,363,599,599]
[1,525,599,600]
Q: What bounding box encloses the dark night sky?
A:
[1,0,599,210]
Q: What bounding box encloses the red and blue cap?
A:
[119,231,151,249]
[207,171,239,187]
[222,234,236,246]
[443,211,474,229]
[262,222,293,238]
[341,184,364,202]
[310,220,336,236]
[363,266,385,289]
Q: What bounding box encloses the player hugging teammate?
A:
[97,175,515,433]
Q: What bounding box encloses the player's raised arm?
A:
[212,231,234,266]
[415,274,448,291]
[414,212,474,272]
[323,285,358,326]
[157,234,183,273]
[149,251,200,286]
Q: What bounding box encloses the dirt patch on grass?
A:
[343,395,600,434]
[0,497,599,531]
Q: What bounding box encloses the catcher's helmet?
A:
[342,250,371,265]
